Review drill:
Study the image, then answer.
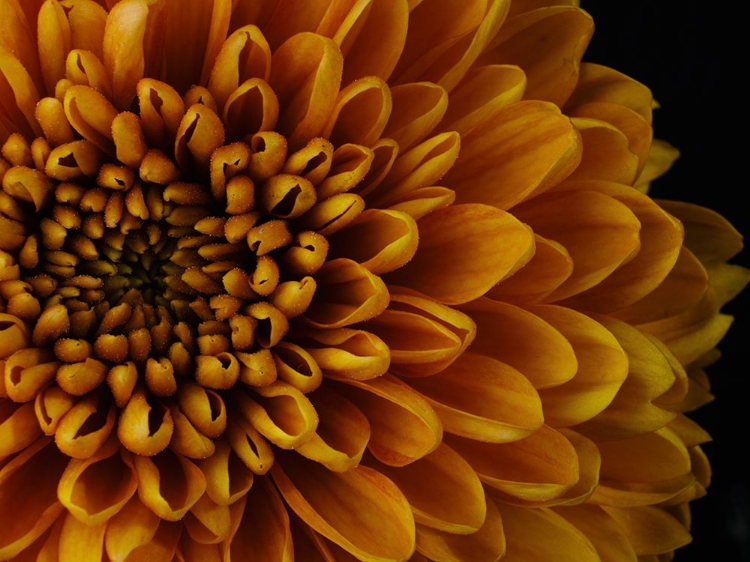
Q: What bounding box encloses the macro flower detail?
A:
[0,0,745,561]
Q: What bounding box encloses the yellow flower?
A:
[0,0,744,561]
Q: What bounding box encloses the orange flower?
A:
[0,1,745,560]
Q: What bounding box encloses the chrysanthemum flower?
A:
[0,0,745,560]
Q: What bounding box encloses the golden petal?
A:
[406,352,543,443]
[295,193,365,236]
[55,390,115,459]
[367,442,486,534]
[553,504,638,562]
[225,415,274,475]
[232,382,319,450]
[117,388,174,456]
[272,453,416,562]
[328,209,417,275]
[297,326,390,381]
[169,404,217,460]
[295,386,370,473]
[513,189,641,301]
[317,143,374,199]
[460,298,576,389]
[4,346,59,403]
[444,100,580,210]
[601,506,691,556]
[109,518,181,562]
[273,342,323,394]
[58,439,137,525]
[635,138,679,192]
[387,204,533,304]
[566,117,639,185]
[102,0,148,110]
[64,0,108,59]
[528,304,628,427]
[0,438,67,559]
[63,85,117,155]
[222,478,293,562]
[223,78,280,141]
[34,383,76,436]
[35,97,75,147]
[575,317,678,440]
[447,425,578,503]
[207,24,272,111]
[104,494,160,562]
[436,64,526,137]
[134,449,207,521]
[480,7,593,106]
[0,0,43,93]
[183,493,231,545]
[37,0,72,95]
[323,76,392,147]
[58,511,106,562]
[383,82,448,152]
[0,401,42,457]
[0,46,43,138]
[305,258,389,328]
[179,535,222,562]
[496,502,599,561]
[269,32,343,149]
[45,140,105,181]
[174,104,226,176]
[485,234,572,303]
[365,291,475,377]
[196,438,254,506]
[331,374,441,467]
[414,497,504,562]
[136,78,185,152]
[353,138,399,199]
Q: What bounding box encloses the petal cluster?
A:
[0,1,745,561]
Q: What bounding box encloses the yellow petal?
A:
[460,298,576,389]
[414,497,504,562]
[269,32,343,149]
[529,304,628,427]
[513,189,641,301]
[367,442,486,534]
[272,454,416,562]
[601,506,692,556]
[332,374,442,466]
[406,352,543,443]
[37,0,73,95]
[58,441,137,525]
[133,449,206,521]
[496,502,599,561]
[383,82,448,152]
[387,204,533,304]
[102,0,148,110]
[196,438,254,507]
[0,46,42,138]
[223,479,294,561]
[58,511,106,562]
[222,78,280,141]
[566,117,639,185]
[323,75,392,147]
[63,85,117,155]
[447,425,579,503]
[444,100,580,210]
[554,504,638,562]
[104,495,160,562]
[297,327,390,381]
[0,401,42,456]
[0,438,67,559]
[183,493,231,545]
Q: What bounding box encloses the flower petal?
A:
[387,204,534,304]
[406,352,543,443]
[272,453,416,562]
[601,506,691,556]
[58,511,106,562]
[102,0,148,110]
[383,82,448,152]
[554,504,638,562]
[297,326,390,381]
[104,495,160,562]
[323,75,392,147]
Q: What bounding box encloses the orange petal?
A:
[133,449,206,521]
[444,100,580,210]
[496,502,599,561]
[222,78,280,141]
[383,82,448,152]
[513,189,641,301]
[323,75,392,147]
[387,204,533,305]
[332,374,442,467]
[272,453,416,562]
[414,496,504,562]
[269,32,343,149]
[37,0,73,95]
[367,442,486,534]
[0,401,42,456]
[553,504,638,562]
[0,438,67,559]
[529,304,628,427]
[64,0,108,59]
[63,85,117,155]
[183,493,231,545]
[406,352,543,443]
[0,46,43,138]
[196,438,254,506]
[328,209,418,275]
[104,495,160,562]
[460,298,576,389]
[223,479,293,561]
[305,258,390,328]
[601,506,692,556]
[447,425,579,503]
[295,386,370,473]
[1,0,43,94]
[566,117,639,185]
[58,511,106,562]
[365,290,475,377]
[102,0,148,110]
[480,6,593,106]
[297,327,391,381]
[58,442,137,525]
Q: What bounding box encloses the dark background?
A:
[581,2,749,560]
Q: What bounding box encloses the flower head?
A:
[0,0,745,560]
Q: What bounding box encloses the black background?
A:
[581,2,748,560]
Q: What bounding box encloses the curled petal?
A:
[102,0,148,109]
[270,32,343,149]
[387,204,534,305]
[414,497,504,562]
[295,386,370,473]
[387,185,456,221]
[55,390,115,459]
[197,438,254,506]
[273,342,323,394]
[317,143,374,199]
[63,85,117,155]
[104,494,161,562]
[65,49,112,99]
[305,258,390,328]
[170,405,217,460]
[134,449,207,521]
[296,193,365,236]
[332,374,442,467]
[183,493,231,545]
[136,78,185,151]
[45,140,105,180]
[0,401,42,457]
[601,505,692,556]
[34,384,76,436]
[58,440,137,525]
[174,104,226,175]
[272,453,415,562]
[407,352,543,443]
[58,511,106,562]
[4,347,59,403]
[448,425,579,503]
[117,388,174,456]
[177,380,227,438]
[0,46,42,138]
[223,78,280,141]
[368,442,486,534]
[0,438,67,560]
[383,82,448,152]
[225,416,274,475]
[298,327,390,381]
[323,75,392,147]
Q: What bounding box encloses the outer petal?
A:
[601,506,692,556]
[102,0,148,110]
[386,204,534,305]
[554,504,638,562]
